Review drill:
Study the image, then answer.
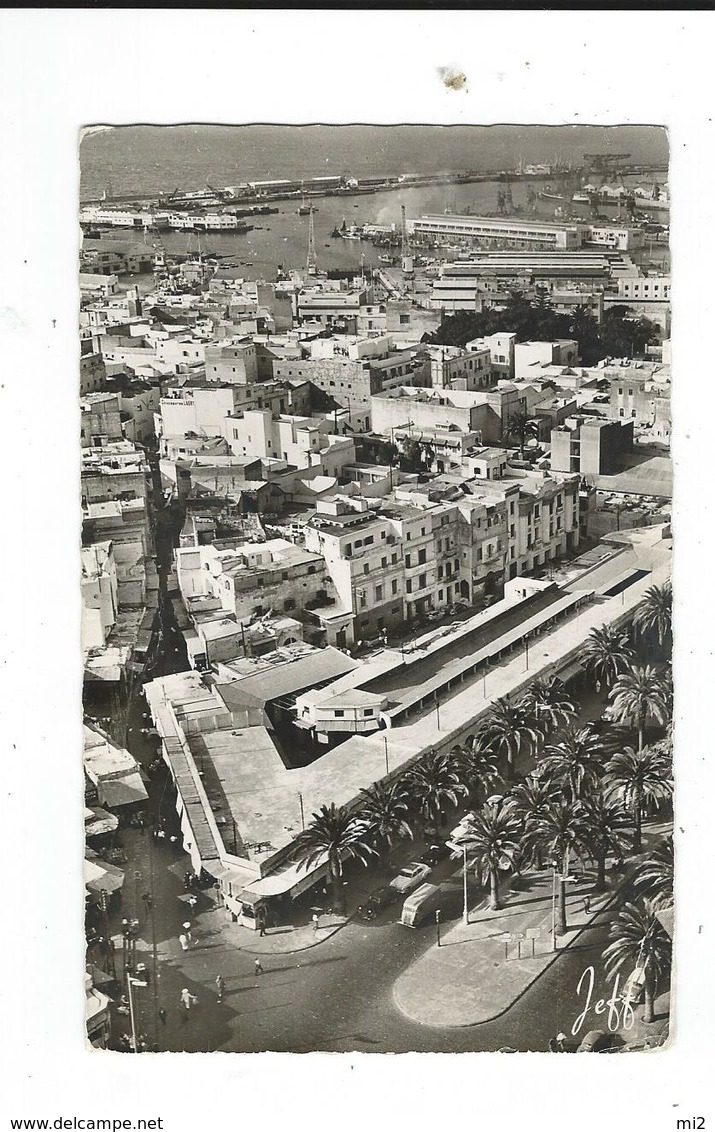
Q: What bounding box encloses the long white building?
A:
[410,214,583,250]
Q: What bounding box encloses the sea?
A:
[79,125,669,282]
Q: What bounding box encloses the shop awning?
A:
[84,858,125,895]
[98,771,148,808]
[85,807,119,838]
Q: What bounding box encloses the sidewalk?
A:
[393,822,671,1029]
[393,870,614,1028]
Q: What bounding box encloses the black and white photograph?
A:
[2,10,713,1132]
[79,122,674,1056]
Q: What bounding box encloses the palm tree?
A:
[503,774,560,868]
[604,900,672,1023]
[633,581,672,651]
[455,737,502,806]
[521,677,577,737]
[404,749,468,832]
[608,665,669,753]
[528,802,591,934]
[538,723,607,802]
[581,796,633,890]
[505,407,540,458]
[605,745,673,853]
[632,836,674,910]
[292,803,374,915]
[581,625,635,690]
[477,696,542,779]
[454,804,522,910]
[357,781,413,851]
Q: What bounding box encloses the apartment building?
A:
[222,409,356,478]
[204,337,259,385]
[427,344,492,391]
[514,340,580,382]
[272,335,417,431]
[371,384,531,446]
[304,497,405,646]
[175,538,331,628]
[466,332,517,379]
[551,417,634,476]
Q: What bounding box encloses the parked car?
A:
[420,841,451,867]
[401,883,443,928]
[389,861,433,895]
[356,886,399,921]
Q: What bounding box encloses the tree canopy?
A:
[423,291,659,366]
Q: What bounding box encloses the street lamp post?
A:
[435,697,441,731]
[126,975,139,1053]
[551,862,557,951]
[483,660,489,698]
[462,844,469,925]
[525,635,530,671]
[383,735,389,777]
[436,908,441,947]
[298,792,305,831]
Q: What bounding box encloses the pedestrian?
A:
[179,933,189,952]
[183,921,193,943]
[258,914,266,937]
[583,895,591,915]
[556,1032,567,1053]
[215,974,225,1002]
[548,1037,559,1053]
[158,1008,167,1026]
[180,988,198,1020]
[254,959,263,977]
[312,912,319,934]
[142,891,153,910]
[187,895,198,914]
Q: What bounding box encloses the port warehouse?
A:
[410,214,584,250]
[409,214,646,252]
[430,252,636,309]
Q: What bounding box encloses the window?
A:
[419,573,427,589]
[619,409,625,417]
[345,543,352,556]
[364,536,374,546]
[391,553,398,564]
[406,580,413,594]
[375,585,383,602]
[631,409,637,417]
[405,554,412,568]
[399,314,410,325]
[628,388,634,396]
[438,565,443,580]
[391,579,398,594]
[334,710,345,718]
[418,549,426,565]
[307,565,316,575]
[363,564,369,575]
[437,540,442,553]
[381,557,387,569]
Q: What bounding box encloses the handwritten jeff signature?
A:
[571,965,637,1037]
